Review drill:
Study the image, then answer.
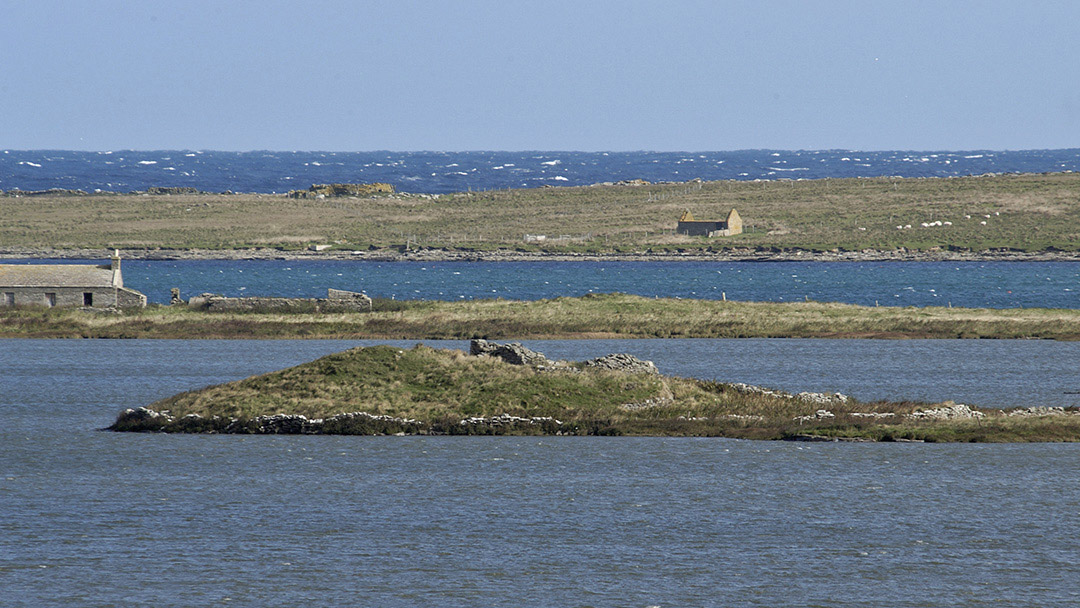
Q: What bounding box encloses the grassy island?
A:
[110,342,1080,442]
[4,293,1080,340]
[6,295,1080,343]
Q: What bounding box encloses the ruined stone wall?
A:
[115,287,148,308]
[287,183,396,199]
[188,293,371,313]
[327,288,372,309]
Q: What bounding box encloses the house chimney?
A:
[111,249,123,287]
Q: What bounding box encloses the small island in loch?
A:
[111,340,1080,442]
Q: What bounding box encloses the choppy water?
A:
[11,258,1080,308]
[3,149,1080,194]
[2,339,1080,606]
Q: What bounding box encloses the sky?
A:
[2,0,1079,151]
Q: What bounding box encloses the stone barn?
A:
[0,250,147,308]
[676,208,743,237]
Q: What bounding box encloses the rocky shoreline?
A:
[3,246,1079,263]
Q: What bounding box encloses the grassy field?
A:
[110,343,1080,442]
[4,294,1080,340]
[3,172,1080,253]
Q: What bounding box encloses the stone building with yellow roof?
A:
[676,208,743,237]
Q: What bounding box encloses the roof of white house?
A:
[0,264,116,288]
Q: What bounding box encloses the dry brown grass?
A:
[5,294,1080,340]
[3,172,1079,252]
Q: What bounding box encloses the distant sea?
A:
[3,149,1080,194]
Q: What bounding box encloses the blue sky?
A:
[2,0,1078,151]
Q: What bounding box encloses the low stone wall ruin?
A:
[186,288,372,312]
[287,183,395,199]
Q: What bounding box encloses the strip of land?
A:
[4,294,1079,340]
[110,342,1080,442]
[3,246,1079,263]
[3,172,1079,256]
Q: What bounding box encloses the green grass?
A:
[109,343,1080,441]
[5,293,1080,340]
[3,172,1080,253]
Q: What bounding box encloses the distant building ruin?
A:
[0,250,147,308]
[185,288,372,312]
[287,183,395,199]
[676,209,743,237]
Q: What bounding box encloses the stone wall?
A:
[327,288,373,309]
[187,289,371,312]
[287,183,396,199]
[116,287,148,308]
[145,186,200,195]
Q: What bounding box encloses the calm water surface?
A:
[3,339,1079,607]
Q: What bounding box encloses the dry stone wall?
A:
[187,289,371,312]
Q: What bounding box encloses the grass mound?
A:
[110,343,1080,441]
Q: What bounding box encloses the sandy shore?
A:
[1,247,1079,263]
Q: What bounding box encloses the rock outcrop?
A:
[795,409,836,423]
[1005,406,1071,417]
[145,187,200,195]
[469,340,663,375]
[727,383,848,404]
[459,414,562,427]
[584,353,659,375]
[3,188,89,197]
[796,391,850,405]
[906,402,985,420]
[469,339,549,366]
[287,183,395,199]
[850,412,896,419]
[110,408,427,435]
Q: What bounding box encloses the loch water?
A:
[3,338,1080,607]
[11,258,1080,308]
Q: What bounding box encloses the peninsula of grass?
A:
[109,343,1080,442]
[5,293,1080,340]
[3,172,1080,255]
